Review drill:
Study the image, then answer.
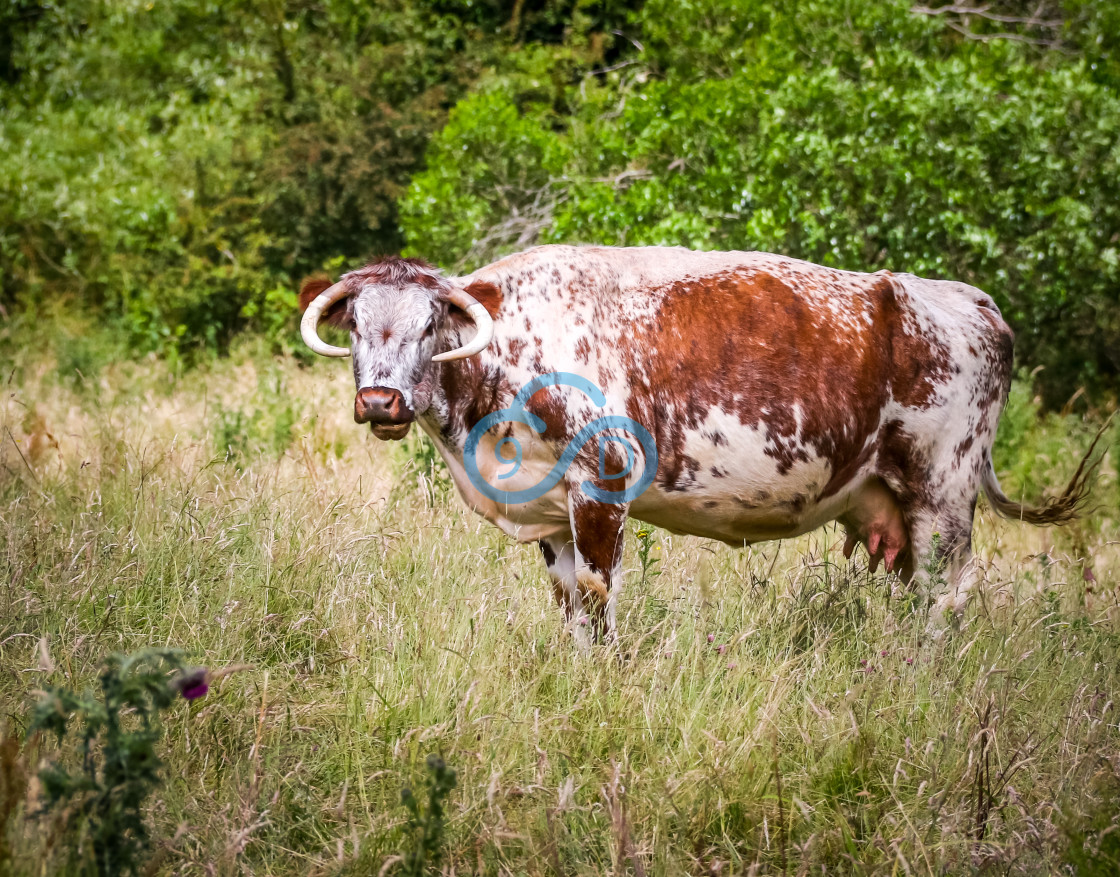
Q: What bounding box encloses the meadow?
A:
[5,2,1120,873]
[1,335,1118,876]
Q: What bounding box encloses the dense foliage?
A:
[3,0,1118,404]
[404,0,1120,406]
[0,0,621,357]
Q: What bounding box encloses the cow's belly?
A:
[629,410,865,544]
[629,461,855,544]
[424,408,878,545]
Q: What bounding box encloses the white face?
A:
[349,282,443,415]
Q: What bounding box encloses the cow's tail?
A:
[981,415,1113,526]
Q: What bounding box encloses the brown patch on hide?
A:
[875,419,933,508]
[879,278,953,410]
[438,358,505,437]
[619,270,954,498]
[953,433,975,465]
[525,387,571,443]
[592,437,632,496]
[506,336,527,365]
[572,499,626,577]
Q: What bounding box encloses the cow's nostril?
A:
[354,387,413,425]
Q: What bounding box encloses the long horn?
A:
[300,280,352,358]
[432,287,495,362]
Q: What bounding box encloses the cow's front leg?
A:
[536,496,629,646]
[567,494,629,645]
[537,536,591,649]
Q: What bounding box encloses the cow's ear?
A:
[452,280,503,320]
[299,275,353,328]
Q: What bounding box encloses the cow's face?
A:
[299,257,498,441]
[349,279,442,439]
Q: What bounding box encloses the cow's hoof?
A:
[926,593,968,639]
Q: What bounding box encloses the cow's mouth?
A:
[371,422,412,441]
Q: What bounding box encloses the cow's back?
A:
[468,245,1012,543]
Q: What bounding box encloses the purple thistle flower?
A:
[707,634,715,643]
[175,668,209,701]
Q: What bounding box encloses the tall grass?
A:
[1,341,1118,874]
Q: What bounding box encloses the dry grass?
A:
[1,342,1119,875]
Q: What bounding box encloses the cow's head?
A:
[299,257,500,440]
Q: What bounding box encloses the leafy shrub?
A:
[28,648,207,877]
[403,0,1120,405]
[0,0,622,363]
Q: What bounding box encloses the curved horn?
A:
[300,280,352,358]
[432,287,495,362]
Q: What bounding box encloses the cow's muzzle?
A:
[355,387,414,440]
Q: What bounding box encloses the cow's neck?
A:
[412,355,518,524]
[419,354,510,462]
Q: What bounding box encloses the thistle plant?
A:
[398,754,458,877]
[28,648,208,877]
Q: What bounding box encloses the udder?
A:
[841,479,909,574]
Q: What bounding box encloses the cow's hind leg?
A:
[874,407,994,625]
[905,495,980,625]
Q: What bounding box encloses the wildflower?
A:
[174,667,209,701]
[880,650,889,657]
[905,657,914,665]
[727,663,737,670]
[717,644,726,655]
[707,634,715,643]
[579,617,588,626]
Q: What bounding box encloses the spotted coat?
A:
[301,245,1093,645]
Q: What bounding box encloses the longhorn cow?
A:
[299,246,1100,644]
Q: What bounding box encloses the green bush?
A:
[0,1,622,362]
[403,0,1120,405]
[4,0,1119,406]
